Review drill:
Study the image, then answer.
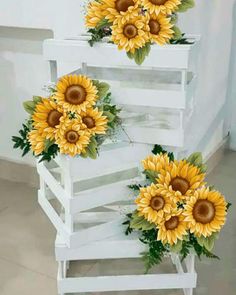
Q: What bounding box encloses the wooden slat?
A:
[70,176,142,213]
[69,217,124,248]
[43,37,199,69]
[37,162,70,209]
[55,237,146,261]
[58,273,197,293]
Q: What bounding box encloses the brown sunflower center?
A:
[65,130,80,144]
[150,0,167,5]
[115,0,135,12]
[123,24,138,39]
[149,20,160,35]
[150,196,165,211]
[170,177,190,195]
[47,110,62,127]
[165,216,179,230]
[193,200,216,224]
[65,85,87,105]
[82,116,95,129]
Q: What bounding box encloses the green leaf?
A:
[23,101,36,115]
[187,152,203,167]
[187,152,207,173]
[103,110,115,123]
[133,43,151,65]
[127,51,134,60]
[197,233,219,252]
[227,202,232,211]
[143,169,159,183]
[84,136,98,159]
[171,13,178,24]
[33,96,42,104]
[170,240,183,253]
[93,80,110,99]
[44,139,55,153]
[176,0,195,13]
[172,26,183,41]
[130,211,156,231]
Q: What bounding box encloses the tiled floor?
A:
[0,150,236,295]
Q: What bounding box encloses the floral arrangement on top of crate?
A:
[85,0,195,64]
[12,74,121,162]
[124,145,231,273]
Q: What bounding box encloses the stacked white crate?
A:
[38,35,200,295]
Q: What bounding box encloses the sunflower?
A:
[157,210,188,245]
[111,12,149,54]
[80,107,108,135]
[183,187,227,238]
[85,1,106,28]
[135,183,177,224]
[28,129,46,156]
[102,0,140,23]
[142,0,181,15]
[54,75,98,114]
[32,98,64,140]
[142,153,171,173]
[147,13,173,45]
[55,118,91,157]
[157,160,206,202]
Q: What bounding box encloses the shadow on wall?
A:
[0,26,53,164]
[228,1,236,150]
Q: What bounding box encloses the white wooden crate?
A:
[37,142,150,248]
[43,36,200,147]
[43,35,200,69]
[55,234,197,295]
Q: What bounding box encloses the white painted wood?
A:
[57,273,197,293]
[55,235,146,261]
[43,36,200,69]
[70,176,142,213]
[124,125,184,146]
[38,190,71,246]
[37,161,70,211]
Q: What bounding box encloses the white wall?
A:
[0,0,235,165]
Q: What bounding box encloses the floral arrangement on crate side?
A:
[123,145,231,273]
[85,0,195,65]
[12,75,121,162]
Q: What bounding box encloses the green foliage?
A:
[170,240,183,253]
[88,19,112,47]
[12,123,31,157]
[44,139,55,153]
[130,211,156,231]
[143,169,159,183]
[187,152,207,173]
[23,100,37,115]
[33,96,42,104]
[171,26,183,41]
[140,229,168,273]
[177,0,195,13]
[180,233,220,261]
[170,33,194,45]
[81,136,98,159]
[92,80,110,99]
[38,144,59,162]
[227,202,232,211]
[128,183,144,192]
[127,43,151,65]
[197,233,218,252]
[152,144,174,161]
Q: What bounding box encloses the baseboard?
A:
[0,138,229,188]
[204,136,229,174]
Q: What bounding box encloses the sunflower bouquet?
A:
[124,145,230,273]
[85,0,195,65]
[12,74,121,162]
